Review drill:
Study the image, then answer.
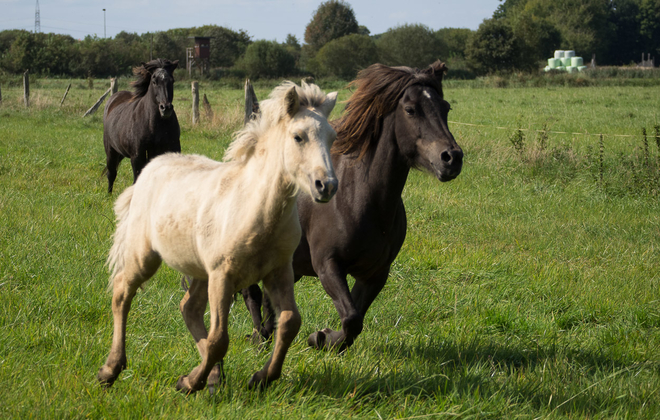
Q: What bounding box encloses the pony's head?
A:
[333,60,463,182]
[227,81,338,203]
[131,58,179,119]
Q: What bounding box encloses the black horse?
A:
[103,58,180,193]
[240,60,463,352]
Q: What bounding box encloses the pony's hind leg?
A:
[248,265,301,389]
[179,278,224,393]
[97,254,161,387]
[176,272,232,394]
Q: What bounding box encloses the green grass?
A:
[1,78,659,418]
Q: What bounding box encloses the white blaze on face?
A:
[423,88,432,100]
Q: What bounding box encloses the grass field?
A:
[1,76,659,418]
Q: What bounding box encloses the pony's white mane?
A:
[224,81,329,163]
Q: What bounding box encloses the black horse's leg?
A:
[350,266,389,334]
[261,289,276,340]
[307,260,361,352]
[241,285,266,344]
[130,152,148,184]
[106,150,123,194]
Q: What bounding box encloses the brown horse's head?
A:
[131,58,179,119]
[333,60,463,182]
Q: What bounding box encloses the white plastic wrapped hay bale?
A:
[548,58,560,68]
[554,50,564,59]
[565,50,575,58]
[578,66,587,72]
[567,66,577,73]
[571,57,583,67]
[561,57,572,67]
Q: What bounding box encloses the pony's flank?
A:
[106,185,135,290]
[224,81,330,164]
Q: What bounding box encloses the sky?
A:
[1,0,501,43]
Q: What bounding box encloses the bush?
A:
[311,34,377,79]
[235,40,296,79]
[376,24,446,69]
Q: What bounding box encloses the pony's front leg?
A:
[176,273,232,394]
[248,264,301,388]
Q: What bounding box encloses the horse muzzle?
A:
[311,175,338,203]
[434,148,463,182]
[159,103,174,119]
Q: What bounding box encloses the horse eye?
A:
[405,106,415,116]
[294,135,303,143]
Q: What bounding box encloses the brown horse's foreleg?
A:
[248,265,301,389]
[105,149,123,194]
[179,278,224,392]
[130,152,148,184]
[176,273,232,394]
[306,260,360,351]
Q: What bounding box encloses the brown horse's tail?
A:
[106,185,135,291]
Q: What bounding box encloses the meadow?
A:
[0,74,659,418]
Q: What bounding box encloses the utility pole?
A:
[35,0,41,33]
[103,9,106,38]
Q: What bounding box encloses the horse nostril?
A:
[441,150,463,165]
[315,180,324,191]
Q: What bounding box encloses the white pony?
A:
[97,81,338,394]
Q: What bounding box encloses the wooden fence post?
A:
[110,77,118,95]
[23,70,30,107]
[244,78,260,125]
[202,93,213,120]
[82,87,111,117]
[60,83,71,107]
[192,81,199,125]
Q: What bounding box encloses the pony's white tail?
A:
[106,185,135,291]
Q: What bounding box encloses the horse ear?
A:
[170,60,179,71]
[284,86,300,118]
[428,60,448,81]
[318,91,338,118]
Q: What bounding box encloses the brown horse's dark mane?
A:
[332,60,447,159]
[130,58,176,100]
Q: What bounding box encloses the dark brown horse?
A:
[239,61,463,352]
[103,58,180,193]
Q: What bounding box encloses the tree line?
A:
[0,0,658,81]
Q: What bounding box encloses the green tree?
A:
[466,18,527,74]
[312,34,377,79]
[376,24,446,68]
[235,40,295,79]
[435,28,473,58]
[304,0,359,52]
[195,25,252,68]
[638,0,660,56]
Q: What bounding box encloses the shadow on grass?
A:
[291,335,659,416]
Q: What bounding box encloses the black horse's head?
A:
[132,59,179,119]
[332,60,462,182]
[393,65,463,182]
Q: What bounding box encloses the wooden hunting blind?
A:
[187,36,212,76]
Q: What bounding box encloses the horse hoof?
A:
[175,375,197,395]
[248,371,268,390]
[308,328,335,349]
[207,364,224,395]
[97,365,120,388]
